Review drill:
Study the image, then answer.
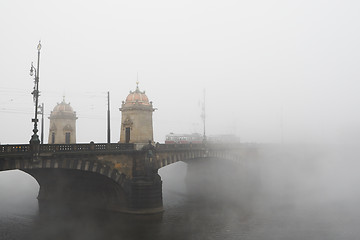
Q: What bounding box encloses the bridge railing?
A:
[91,143,135,151]
[155,143,205,151]
[39,143,135,152]
[0,143,135,155]
[0,145,31,154]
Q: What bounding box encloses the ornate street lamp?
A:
[37,103,44,144]
[29,41,42,146]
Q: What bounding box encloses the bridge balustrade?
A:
[93,143,135,151]
[155,143,205,151]
[39,144,92,152]
[0,143,135,155]
[0,145,30,153]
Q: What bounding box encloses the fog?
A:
[2,145,360,239]
[1,1,360,144]
[158,145,360,239]
[254,145,360,239]
[1,0,360,239]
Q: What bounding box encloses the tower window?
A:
[125,127,130,143]
[51,132,55,144]
[65,132,71,144]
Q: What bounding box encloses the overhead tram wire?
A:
[0,88,109,100]
[1,88,110,120]
[0,108,105,120]
[0,109,34,115]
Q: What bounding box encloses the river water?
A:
[1,147,360,240]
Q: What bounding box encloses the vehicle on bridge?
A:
[165,133,203,144]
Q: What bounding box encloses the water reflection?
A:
[2,150,360,240]
[28,194,250,240]
[31,202,164,240]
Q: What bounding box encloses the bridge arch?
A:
[0,157,130,211]
[154,146,249,170]
[155,149,208,169]
[0,157,127,186]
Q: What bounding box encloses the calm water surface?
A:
[1,152,360,240]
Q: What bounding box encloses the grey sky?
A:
[1,0,360,144]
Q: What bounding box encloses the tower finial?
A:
[37,40,42,51]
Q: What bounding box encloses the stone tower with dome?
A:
[48,98,78,144]
[119,82,156,144]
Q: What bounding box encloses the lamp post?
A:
[29,41,42,146]
[37,103,44,144]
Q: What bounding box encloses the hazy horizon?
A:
[1,0,360,145]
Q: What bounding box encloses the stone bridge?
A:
[0,142,256,214]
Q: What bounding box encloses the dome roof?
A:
[52,98,74,113]
[124,82,151,106]
[49,97,77,119]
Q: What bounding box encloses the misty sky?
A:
[1,0,360,144]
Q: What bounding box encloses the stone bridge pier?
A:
[123,144,163,213]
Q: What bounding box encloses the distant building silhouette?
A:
[119,82,156,144]
[48,97,77,144]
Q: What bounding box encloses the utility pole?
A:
[107,91,111,143]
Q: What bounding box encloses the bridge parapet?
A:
[155,143,205,151]
[0,143,135,156]
[39,143,135,153]
[0,144,30,154]
[0,142,253,155]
